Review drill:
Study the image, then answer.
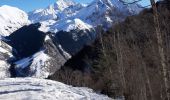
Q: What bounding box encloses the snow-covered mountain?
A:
[28,0,142,56]
[0,5,30,36]
[0,0,142,78]
[75,0,142,28]
[29,0,142,33]
[0,0,142,79]
[3,23,70,78]
[0,0,143,99]
[28,0,79,23]
[14,36,71,78]
[0,78,112,100]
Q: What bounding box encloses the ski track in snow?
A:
[0,78,113,100]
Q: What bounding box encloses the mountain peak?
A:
[0,5,22,12]
[54,0,75,11]
[91,0,123,7]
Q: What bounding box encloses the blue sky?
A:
[0,0,149,12]
[0,0,93,12]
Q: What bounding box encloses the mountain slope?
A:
[0,5,30,36]
[75,0,142,28]
[0,78,112,100]
[4,23,70,78]
[14,36,70,78]
[28,0,142,56]
[0,0,142,78]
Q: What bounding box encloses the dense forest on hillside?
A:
[49,1,170,100]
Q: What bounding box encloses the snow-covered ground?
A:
[0,78,113,100]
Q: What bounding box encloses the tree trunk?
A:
[150,0,170,99]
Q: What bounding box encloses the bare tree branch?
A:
[119,0,143,4]
[120,0,151,8]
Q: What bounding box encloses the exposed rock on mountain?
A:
[55,29,95,55]
[0,35,15,78]
[0,40,13,78]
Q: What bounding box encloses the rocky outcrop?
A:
[0,37,14,78]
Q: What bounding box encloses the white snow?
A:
[58,44,71,59]
[15,51,51,78]
[29,0,77,23]
[0,41,13,57]
[75,0,142,28]
[50,18,93,33]
[0,78,112,100]
[38,20,56,32]
[0,47,13,57]
[0,60,10,79]
[30,51,51,78]
[28,5,57,23]
[44,35,51,41]
[0,5,30,36]
[54,0,75,11]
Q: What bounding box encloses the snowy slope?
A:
[75,0,142,28]
[0,5,29,78]
[49,18,93,33]
[0,5,30,36]
[15,51,51,78]
[13,33,71,78]
[0,78,113,100]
